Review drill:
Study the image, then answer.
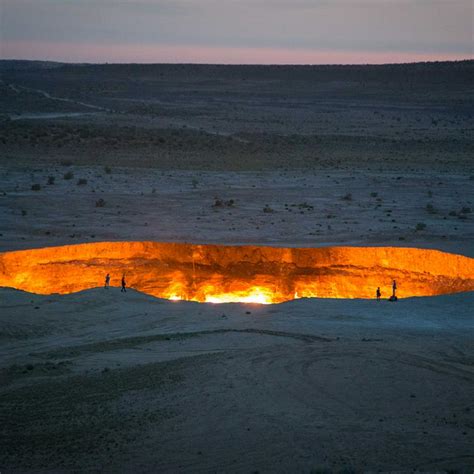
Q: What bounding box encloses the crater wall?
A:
[0,242,473,303]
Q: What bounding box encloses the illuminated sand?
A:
[1,287,473,472]
[1,242,473,303]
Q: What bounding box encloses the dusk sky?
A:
[1,0,472,64]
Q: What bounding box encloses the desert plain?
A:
[0,60,473,472]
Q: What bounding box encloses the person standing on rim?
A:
[121,274,127,293]
[104,273,110,289]
[376,287,381,300]
[392,279,397,298]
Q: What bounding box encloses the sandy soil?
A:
[1,289,473,472]
[1,61,473,172]
[0,61,473,472]
[0,167,473,255]
[1,61,472,254]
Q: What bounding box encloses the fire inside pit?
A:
[0,242,473,303]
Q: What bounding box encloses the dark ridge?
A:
[1,59,473,83]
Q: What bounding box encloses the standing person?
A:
[104,273,110,289]
[121,274,127,293]
[376,287,381,300]
[392,279,397,298]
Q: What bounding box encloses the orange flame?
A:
[0,242,473,303]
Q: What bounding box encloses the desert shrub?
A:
[31,184,41,191]
[95,198,106,207]
[415,222,426,231]
[212,198,235,208]
[449,210,458,217]
[263,205,274,213]
[60,159,72,166]
[77,178,87,186]
[21,209,27,216]
[297,202,314,210]
[426,203,437,214]
[47,176,55,185]
[64,171,74,180]
[104,166,112,174]
[461,207,471,214]
[370,192,378,198]
[192,178,198,188]
[342,193,352,201]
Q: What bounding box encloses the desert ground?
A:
[0,60,473,472]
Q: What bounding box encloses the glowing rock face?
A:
[0,242,473,303]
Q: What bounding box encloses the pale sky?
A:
[1,0,472,64]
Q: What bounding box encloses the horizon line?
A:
[2,57,473,68]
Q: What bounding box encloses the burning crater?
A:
[0,242,473,304]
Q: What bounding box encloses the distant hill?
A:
[0,60,67,72]
[1,59,473,86]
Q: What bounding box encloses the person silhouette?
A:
[105,273,110,289]
[389,279,398,301]
[121,275,126,292]
[376,287,381,300]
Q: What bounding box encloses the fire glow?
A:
[0,242,473,304]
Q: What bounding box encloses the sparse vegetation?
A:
[425,203,437,214]
[31,184,41,191]
[64,171,74,180]
[104,166,112,174]
[342,193,352,201]
[47,176,55,185]
[213,198,234,208]
[296,202,314,210]
[77,178,87,186]
[415,222,426,231]
[263,205,274,213]
[95,198,106,207]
